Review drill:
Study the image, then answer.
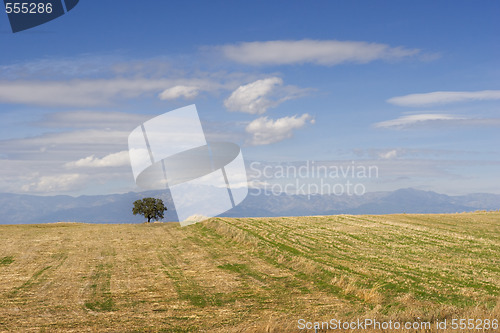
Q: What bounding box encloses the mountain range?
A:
[0,188,499,224]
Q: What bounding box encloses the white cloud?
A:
[15,129,129,147]
[379,149,398,159]
[0,78,220,107]
[374,114,463,129]
[21,173,85,193]
[65,151,130,168]
[245,114,314,145]
[374,113,500,130]
[37,111,151,129]
[219,40,420,66]
[0,55,116,80]
[159,85,199,100]
[224,77,307,114]
[0,79,167,107]
[387,90,500,107]
[224,77,283,114]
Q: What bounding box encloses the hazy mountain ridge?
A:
[0,188,499,224]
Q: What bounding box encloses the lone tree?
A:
[132,197,167,223]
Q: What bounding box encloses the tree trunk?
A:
[148,217,151,222]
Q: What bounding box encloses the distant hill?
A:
[0,188,499,224]
[226,188,500,217]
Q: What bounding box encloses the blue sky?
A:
[0,1,499,196]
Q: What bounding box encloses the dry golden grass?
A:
[0,212,498,332]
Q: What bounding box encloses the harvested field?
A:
[0,212,499,332]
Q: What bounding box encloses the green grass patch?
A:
[84,262,115,312]
[0,256,14,266]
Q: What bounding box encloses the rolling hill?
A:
[0,213,499,332]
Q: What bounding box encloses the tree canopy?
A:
[132,198,167,223]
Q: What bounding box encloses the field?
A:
[0,212,499,332]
